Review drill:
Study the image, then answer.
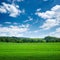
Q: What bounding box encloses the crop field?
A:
[0,42,60,60]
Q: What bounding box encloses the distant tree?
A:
[44,36,60,42]
[0,36,60,43]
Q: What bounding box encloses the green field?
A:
[0,42,60,60]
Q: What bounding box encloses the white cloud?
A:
[24,17,33,23]
[0,2,23,17]
[4,22,20,25]
[13,22,18,25]
[0,6,7,13]
[49,28,60,38]
[36,5,60,30]
[36,11,55,19]
[21,9,25,14]
[36,8,41,12]
[0,24,29,37]
[33,30,40,33]
[40,19,58,30]
[4,22,11,24]
[19,24,30,28]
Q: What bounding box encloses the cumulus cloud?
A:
[36,11,55,19]
[49,28,60,38]
[0,24,29,37]
[0,6,7,13]
[36,5,60,30]
[0,2,23,17]
[40,19,58,30]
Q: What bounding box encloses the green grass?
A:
[0,42,60,60]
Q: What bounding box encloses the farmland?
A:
[0,42,60,60]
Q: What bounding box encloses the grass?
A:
[0,42,60,60]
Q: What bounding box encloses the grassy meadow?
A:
[0,42,60,60]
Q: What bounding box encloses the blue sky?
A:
[0,0,60,38]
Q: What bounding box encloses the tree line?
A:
[0,36,60,43]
